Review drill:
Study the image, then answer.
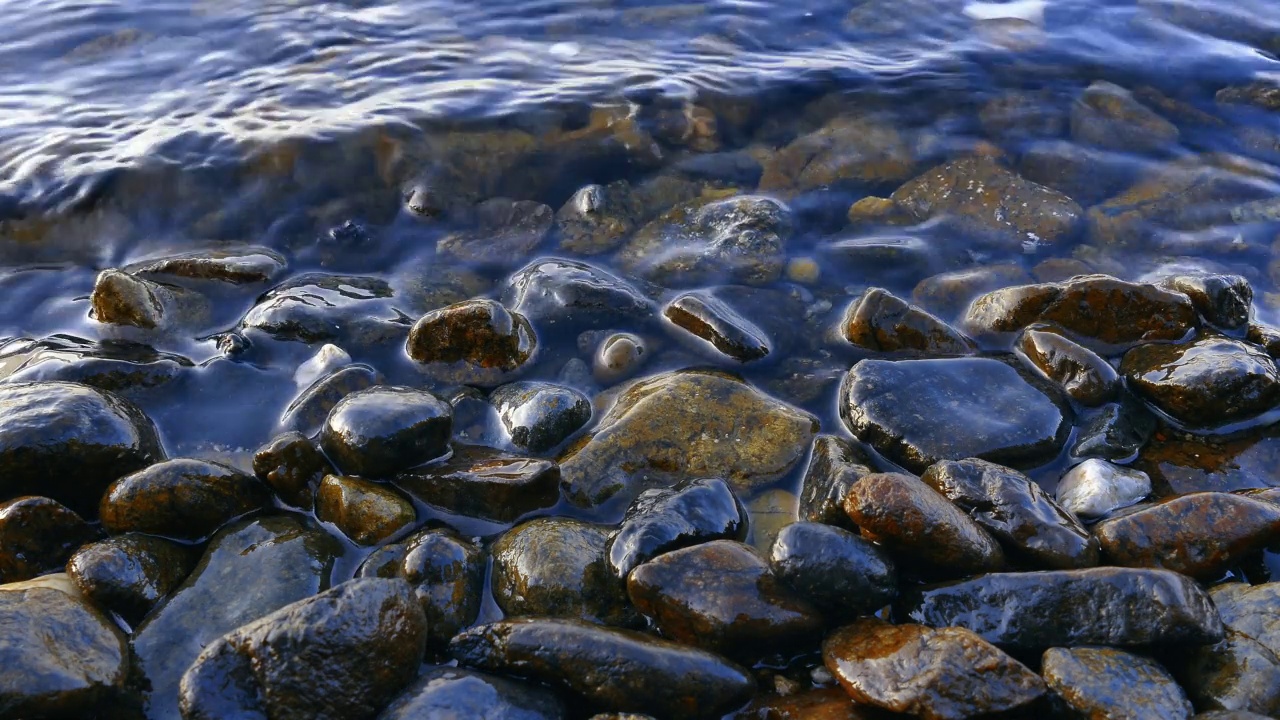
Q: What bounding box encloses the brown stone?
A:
[1017,326,1119,406]
[394,444,560,523]
[315,475,416,546]
[405,299,536,386]
[840,288,974,355]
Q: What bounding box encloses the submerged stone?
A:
[1178,629,1280,717]
[1042,646,1193,719]
[0,335,192,394]
[840,288,974,356]
[240,273,407,345]
[1121,337,1280,430]
[664,291,771,362]
[501,257,656,335]
[395,444,560,523]
[99,458,272,541]
[436,198,554,264]
[758,115,916,192]
[90,268,209,331]
[253,431,333,509]
[124,245,287,285]
[320,385,453,478]
[405,299,537,386]
[1071,80,1180,153]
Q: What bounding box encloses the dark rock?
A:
[405,299,537,386]
[395,444,560,523]
[279,364,381,437]
[843,472,1005,577]
[664,291,770,362]
[900,567,1225,651]
[978,90,1068,142]
[316,474,416,546]
[769,521,896,619]
[179,578,428,720]
[797,435,877,530]
[90,268,210,330]
[839,288,974,356]
[1056,458,1152,519]
[1071,400,1157,461]
[1248,323,1280,356]
[321,386,453,477]
[1121,337,1280,429]
[964,274,1199,352]
[1192,712,1279,720]
[1093,492,1280,579]
[732,688,870,720]
[839,358,1071,474]
[132,516,342,720]
[818,236,952,286]
[240,273,408,345]
[607,477,745,579]
[125,245,287,285]
[757,115,917,192]
[1178,629,1280,716]
[253,431,333,509]
[0,335,192,394]
[891,156,1083,251]
[822,619,1045,720]
[0,576,127,718]
[922,458,1099,569]
[1162,274,1253,329]
[1018,140,1137,207]
[399,528,485,646]
[492,517,636,626]
[66,533,194,624]
[436,198,554,264]
[1042,646,1193,719]
[1016,327,1119,407]
[450,618,755,719]
[0,381,164,516]
[378,667,567,720]
[559,369,817,507]
[501,258,655,334]
[490,381,592,453]
[0,496,96,584]
[911,265,1033,318]
[1071,81,1181,153]
[99,458,272,541]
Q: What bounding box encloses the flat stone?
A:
[0,335,192,394]
[450,618,755,719]
[797,435,877,531]
[1042,646,1193,719]
[664,291,770,362]
[501,257,656,336]
[378,667,567,720]
[240,273,408,345]
[490,381,592,453]
[1017,327,1120,406]
[1056,458,1152,519]
[1121,337,1280,430]
[398,529,485,646]
[900,567,1224,651]
[253,431,333,509]
[66,533,194,625]
[279,364,382,436]
[840,288,974,356]
[320,386,453,478]
[822,619,1045,720]
[839,358,1071,474]
[124,245,287,285]
[1071,81,1181,153]
[607,476,745,579]
[0,496,96,584]
[395,444,560,523]
[1162,274,1253,329]
[436,198,554,264]
[758,115,917,192]
[769,521,897,619]
[99,458,273,541]
[316,474,416,546]
[405,299,537,386]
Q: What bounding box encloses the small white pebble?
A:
[294,344,352,388]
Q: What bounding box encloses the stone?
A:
[607,477,744,579]
[559,369,817,508]
[0,335,192,394]
[664,291,770,362]
[593,333,649,384]
[99,458,273,541]
[1071,81,1181,153]
[1071,401,1157,461]
[1217,81,1280,111]
[436,198,554,264]
[405,299,537,386]
[1018,140,1137,207]
[240,273,408,345]
[124,245,287,285]
[1093,492,1280,579]
[822,619,1045,720]
[90,268,209,330]
[501,258,656,336]
[744,489,797,553]
[1042,646,1193,719]
[846,196,914,226]
[819,235,955,286]
[253,431,333,509]
[1178,629,1280,716]
[979,90,1068,142]
[758,115,917,192]
[839,288,974,356]
[132,516,342,720]
[769,521,897,619]
[394,444,560,523]
[0,381,164,516]
[1162,274,1253,329]
[321,386,453,477]
[843,472,1005,577]
[279,364,382,437]
[66,533,194,625]
[911,265,1033,317]
[839,358,1071,474]
[1121,337,1280,429]
[0,575,127,718]
[316,474,416,546]
[1211,582,1280,657]
[922,458,1099,569]
[0,496,96,584]
[490,381,592,453]
[178,578,428,720]
[294,343,352,388]
[797,435,877,531]
[1248,323,1280,356]
[900,567,1225,651]
[1055,458,1152,519]
[450,618,754,719]
[378,667,567,720]
[963,274,1198,352]
[891,156,1083,251]
[554,182,637,255]
[1016,327,1120,406]
[398,528,485,646]
[492,517,636,626]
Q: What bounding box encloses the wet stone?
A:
[822,619,1045,720]
[179,578,428,720]
[664,290,771,362]
[132,516,342,720]
[1178,629,1280,716]
[435,197,553,264]
[844,472,1005,577]
[1121,336,1280,430]
[395,444,560,523]
[321,385,453,478]
[398,528,485,646]
[0,575,127,719]
[1216,81,1280,111]
[501,258,656,336]
[911,264,1033,318]
[0,335,192,394]
[0,381,164,516]
[490,381,592,453]
[733,687,871,720]
[0,496,96,584]
[607,476,745,579]
[1211,582,1280,658]
[559,369,818,508]
[593,332,649,385]
[240,273,408,345]
[405,299,537,386]
[1093,492,1280,580]
[1056,458,1153,519]
[744,488,797,553]
[900,567,1225,651]
[757,115,918,192]
[1161,274,1253,329]
[797,435,877,531]
[922,458,1099,570]
[100,458,272,542]
[253,431,333,509]
[769,521,897,619]
[978,90,1069,142]
[492,517,636,626]
[845,195,914,227]
[1042,646,1193,720]
[378,666,567,720]
[555,182,636,255]
[1071,400,1157,461]
[1071,80,1181,153]
[449,618,755,719]
[1018,140,1138,207]
[819,235,952,287]
[1017,327,1119,407]
[90,268,209,331]
[66,533,194,625]
[840,287,974,356]
[124,245,287,285]
[839,357,1071,474]
[279,363,382,436]
[316,474,416,546]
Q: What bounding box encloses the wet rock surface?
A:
[450,618,755,719]
[100,458,272,541]
[436,198,554,264]
[240,273,408,345]
[0,495,96,583]
[1056,458,1152,519]
[397,528,485,645]
[1121,336,1280,429]
[797,435,876,530]
[490,380,592,452]
[0,335,193,393]
[608,476,745,579]
[395,443,560,522]
[315,474,416,545]
[1162,273,1253,329]
[840,287,974,356]
[66,533,194,624]
[90,268,209,331]
[664,290,771,362]
[502,257,656,334]
[1071,400,1157,461]
[1178,629,1280,716]
[279,364,383,436]
[769,521,897,619]
[378,667,568,720]
[253,431,333,509]
[1016,327,1119,406]
[405,299,538,386]
[124,245,287,285]
[321,385,453,477]
[1042,646,1193,719]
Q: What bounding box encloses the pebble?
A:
[1056,458,1152,519]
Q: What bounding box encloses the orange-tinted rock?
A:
[1121,337,1280,430]
[665,291,770,362]
[314,475,416,546]
[840,288,974,356]
[100,459,272,542]
[732,688,874,720]
[759,115,917,193]
[394,444,560,523]
[405,299,537,386]
[1042,646,1193,719]
[1017,327,1119,406]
